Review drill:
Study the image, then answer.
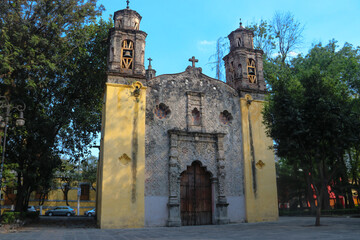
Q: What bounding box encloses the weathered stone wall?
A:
[145,67,244,199]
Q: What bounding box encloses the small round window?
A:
[220,110,233,125]
[154,103,171,119]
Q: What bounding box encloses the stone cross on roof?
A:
[239,18,244,29]
[147,57,152,69]
[189,56,198,67]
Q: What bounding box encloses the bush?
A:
[1,212,21,224]
[1,210,39,224]
[279,208,360,216]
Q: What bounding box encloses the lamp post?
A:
[0,96,26,217]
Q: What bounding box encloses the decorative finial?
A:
[189,56,199,68]
[126,0,130,9]
[148,57,153,69]
[239,18,243,28]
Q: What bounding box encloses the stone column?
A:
[167,132,181,227]
[216,133,229,224]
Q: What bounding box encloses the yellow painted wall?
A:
[240,95,279,222]
[96,95,106,224]
[97,82,146,229]
[1,185,96,215]
[28,188,96,215]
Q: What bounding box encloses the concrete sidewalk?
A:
[1,216,360,240]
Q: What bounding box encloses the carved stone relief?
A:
[167,130,229,226]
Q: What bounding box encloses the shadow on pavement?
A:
[26,216,97,228]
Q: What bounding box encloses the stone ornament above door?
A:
[167,129,229,226]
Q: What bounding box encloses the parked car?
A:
[27,206,36,212]
[45,206,75,216]
[84,208,95,217]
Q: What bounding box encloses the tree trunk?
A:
[321,186,330,210]
[304,172,316,212]
[65,188,70,206]
[315,159,327,226]
[15,174,24,212]
[315,203,321,226]
[335,191,342,209]
[346,188,355,208]
[315,184,323,226]
[344,193,348,208]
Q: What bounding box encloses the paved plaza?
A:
[0,216,360,240]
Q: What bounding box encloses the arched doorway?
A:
[180,161,212,225]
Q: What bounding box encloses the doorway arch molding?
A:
[167,130,230,227]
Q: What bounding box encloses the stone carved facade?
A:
[145,66,244,226]
[98,5,277,229]
[166,130,229,226]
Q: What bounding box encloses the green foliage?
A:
[263,40,360,225]
[272,11,304,63]
[81,155,98,191]
[246,11,304,62]
[2,163,18,187]
[264,41,360,162]
[0,0,110,212]
[55,156,97,204]
[1,212,20,224]
[57,159,82,205]
[1,211,39,224]
[246,19,276,57]
[277,158,307,208]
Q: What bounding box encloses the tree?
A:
[263,41,360,226]
[276,158,308,209]
[209,37,228,81]
[272,11,304,63]
[245,12,304,63]
[81,155,98,191]
[0,0,110,212]
[347,148,360,205]
[57,160,81,206]
[246,19,276,57]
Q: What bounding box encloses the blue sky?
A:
[90,0,360,156]
[97,0,360,78]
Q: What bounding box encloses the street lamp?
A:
[0,96,26,217]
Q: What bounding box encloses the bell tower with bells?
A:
[107,0,147,80]
[98,1,148,229]
[223,19,266,97]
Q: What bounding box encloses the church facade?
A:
[96,5,278,229]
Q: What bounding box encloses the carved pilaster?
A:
[167,195,181,227]
[216,196,230,224]
[167,132,181,227]
[168,130,229,226]
[215,133,229,224]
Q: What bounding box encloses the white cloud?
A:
[288,51,300,57]
[197,40,216,52]
[199,40,216,46]
[271,51,300,58]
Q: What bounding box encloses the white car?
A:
[27,206,36,212]
[84,208,95,217]
[45,206,75,216]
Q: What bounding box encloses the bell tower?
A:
[107,3,147,79]
[223,20,266,95]
[97,2,148,229]
[226,21,278,224]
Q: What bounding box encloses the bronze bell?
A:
[123,50,132,58]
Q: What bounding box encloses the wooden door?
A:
[180,162,212,225]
